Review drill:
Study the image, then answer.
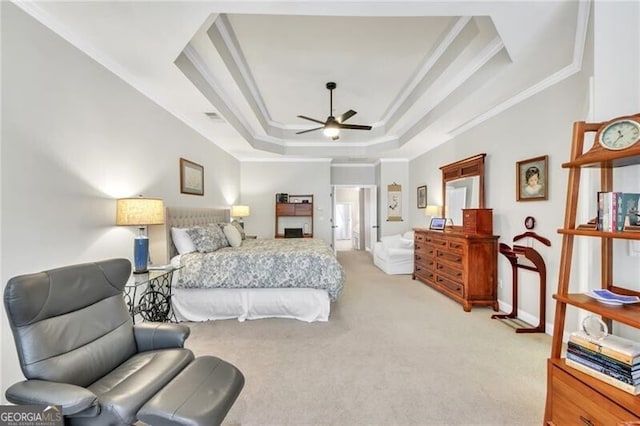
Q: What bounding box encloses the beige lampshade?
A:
[425,205,441,217]
[116,198,165,226]
[231,205,250,218]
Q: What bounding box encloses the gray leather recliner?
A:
[3,258,244,425]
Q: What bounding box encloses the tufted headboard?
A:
[161,207,230,261]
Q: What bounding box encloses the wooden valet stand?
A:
[492,231,551,333]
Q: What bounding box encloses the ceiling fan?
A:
[296,82,372,141]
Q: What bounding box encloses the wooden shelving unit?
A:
[545,114,640,423]
[274,194,313,238]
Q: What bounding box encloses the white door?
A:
[335,203,352,240]
[331,185,377,253]
[364,186,378,252]
[330,186,336,253]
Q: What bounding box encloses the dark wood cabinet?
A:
[413,228,498,312]
[275,194,313,238]
[462,208,493,235]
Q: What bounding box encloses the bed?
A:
[162,207,345,322]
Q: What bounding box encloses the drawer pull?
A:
[579,416,594,426]
[415,255,421,261]
[451,244,462,250]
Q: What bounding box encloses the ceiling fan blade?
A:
[336,110,357,123]
[296,126,324,135]
[337,123,372,131]
[297,115,326,125]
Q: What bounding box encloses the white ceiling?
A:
[16,1,590,163]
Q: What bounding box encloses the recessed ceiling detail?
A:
[176,3,587,160]
[16,1,589,162]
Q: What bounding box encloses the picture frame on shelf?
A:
[179,158,204,196]
[516,155,548,201]
[417,185,427,209]
[429,217,446,230]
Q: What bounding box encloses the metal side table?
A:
[124,266,183,324]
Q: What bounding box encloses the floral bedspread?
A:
[175,238,345,301]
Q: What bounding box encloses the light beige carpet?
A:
[185,250,551,425]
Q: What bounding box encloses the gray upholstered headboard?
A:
[162,207,230,261]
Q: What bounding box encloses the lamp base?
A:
[133,235,149,274]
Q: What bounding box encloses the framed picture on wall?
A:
[387,183,402,221]
[180,158,204,196]
[417,185,427,209]
[516,155,548,201]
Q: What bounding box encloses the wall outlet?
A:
[498,278,503,289]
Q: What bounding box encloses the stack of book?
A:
[566,330,640,394]
[597,192,640,232]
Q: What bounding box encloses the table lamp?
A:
[424,205,441,218]
[116,197,164,274]
[231,205,250,228]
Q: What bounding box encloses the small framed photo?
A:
[417,185,427,209]
[429,217,446,230]
[180,158,204,196]
[516,155,548,201]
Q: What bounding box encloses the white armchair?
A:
[373,231,414,275]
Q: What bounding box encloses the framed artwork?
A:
[180,158,204,196]
[516,155,548,201]
[417,185,427,209]
[387,183,402,221]
[429,217,446,230]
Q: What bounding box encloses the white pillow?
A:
[171,227,196,254]
[402,231,415,241]
[398,237,414,249]
[223,224,243,248]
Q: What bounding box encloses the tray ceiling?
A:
[15,1,589,163]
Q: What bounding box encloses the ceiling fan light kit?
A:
[297,82,372,140]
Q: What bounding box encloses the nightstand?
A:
[124,266,182,323]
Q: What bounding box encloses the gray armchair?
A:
[4,258,244,426]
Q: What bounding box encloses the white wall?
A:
[379,159,410,237]
[1,3,240,399]
[240,160,332,243]
[331,164,376,185]
[407,2,600,333]
[409,72,590,332]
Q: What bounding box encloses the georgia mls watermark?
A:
[0,405,62,426]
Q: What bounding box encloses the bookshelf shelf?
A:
[558,228,640,240]
[553,294,640,328]
[274,194,313,238]
[545,114,640,424]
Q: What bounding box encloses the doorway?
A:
[332,185,378,252]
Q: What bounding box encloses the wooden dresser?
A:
[412,228,499,312]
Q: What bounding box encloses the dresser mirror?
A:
[441,153,486,226]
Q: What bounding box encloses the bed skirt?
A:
[171,287,331,323]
